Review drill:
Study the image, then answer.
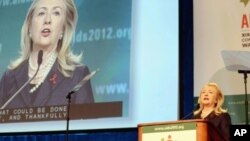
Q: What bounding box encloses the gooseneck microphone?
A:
[66,68,99,98]
[181,104,200,120]
[37,50,43,66]
[65,68,99,141]
[0,50,43,109]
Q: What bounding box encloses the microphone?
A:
[66,68,99,98]
[0,50,43,109]
[37,50,43,65]
[181,104,200,120]
[238,70,250,74]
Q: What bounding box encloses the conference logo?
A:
[240,0,250,48]
[241,0,250,6]
[161,135,175,141]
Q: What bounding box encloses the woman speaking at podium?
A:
[193,82,231,141]
[0,0,94,109]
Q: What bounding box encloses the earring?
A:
[29,32,32,38]
[59,33,63,40]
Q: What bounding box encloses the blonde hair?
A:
[9,0,82,77]
[194,82,227,116]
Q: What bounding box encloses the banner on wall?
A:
[194,0,250,124]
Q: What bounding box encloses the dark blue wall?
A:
[0,128,138,141]
[179,0,194,119]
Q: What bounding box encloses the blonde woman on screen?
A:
[0,0,94,109]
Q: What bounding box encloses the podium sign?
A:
[138,119,226,141]
[140,122,196,141]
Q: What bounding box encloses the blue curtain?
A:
[0,129,138,141]
[179,0,194,119]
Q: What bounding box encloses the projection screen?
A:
[0,0,178,132]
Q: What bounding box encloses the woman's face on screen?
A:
[29,0,66,50]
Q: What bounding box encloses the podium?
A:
[138,119,226,141]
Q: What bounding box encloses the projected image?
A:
[0,0,131,123]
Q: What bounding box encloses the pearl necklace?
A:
[201,109,214,119]
[28,52,58,94]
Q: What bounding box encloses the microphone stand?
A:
[64,69,98,141]
[238,70,249,125]
[243,72,248,125]
[65,91,74,141]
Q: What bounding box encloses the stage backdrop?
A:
[194,0,250,124]
[0,0,179,133]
